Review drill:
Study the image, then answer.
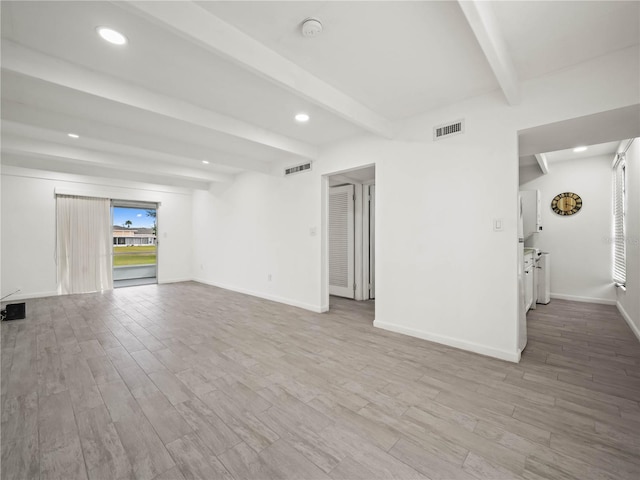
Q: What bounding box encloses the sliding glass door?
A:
[111,201,158,287]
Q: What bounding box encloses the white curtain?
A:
[57,195,113,294]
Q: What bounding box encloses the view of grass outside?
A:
[112,206,157,268]
[113,245,157,266]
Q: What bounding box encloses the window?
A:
[613,153,627,286]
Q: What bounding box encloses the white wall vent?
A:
[433,119,464,141]
[285,162,312,176]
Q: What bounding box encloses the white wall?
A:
[192,46,638,362]
[192,171,322,311]
[521,154,616,304]
[1,166,193,300]
[617,138,640,340]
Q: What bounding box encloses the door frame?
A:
[321,164,375,311]
[367,184,375,299]
[360,182,375,300]
[111,200,159,285]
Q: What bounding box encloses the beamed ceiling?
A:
[2,1,639,188]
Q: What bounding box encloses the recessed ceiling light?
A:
[295,113,310,123]
[573,146,588,153]
[97,27,128,46]
[68,133,79,139]
[202,160,210,165]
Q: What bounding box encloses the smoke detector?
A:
[301,18,323,37]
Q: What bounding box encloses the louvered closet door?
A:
[329,184,355,298]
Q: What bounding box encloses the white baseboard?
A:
[4,279,191,302]
[157,277,193,285]
[1,290,58,302]
[373,319,520,363]
[617,301,640,343]
[550,293,616,306]
[192,278,324,313]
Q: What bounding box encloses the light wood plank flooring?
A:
[2,282,640,479]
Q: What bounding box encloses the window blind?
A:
[612,153,626,286]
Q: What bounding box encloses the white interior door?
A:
[329,184,355,298]
[369,185,375,299]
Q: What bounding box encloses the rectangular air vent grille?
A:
[433,119,464,141]
[285,162,312,176]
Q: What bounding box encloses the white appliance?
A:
[537,252,551,304]
[524,250,534,311]
[524,248,540,312]
[517,194,527,352]
[520,190,542,238]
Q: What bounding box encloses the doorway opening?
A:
[324,165,375,320]
[516,105,640,353]
[112,200,158,288]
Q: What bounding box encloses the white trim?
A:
[157,277,192,285]
[617,301,640,343]
[360,184,375,300]
[515,349,523,363]
[111,199,159,209]
[369,184,376,299]
[55,186,162,205]
[354,184,364,300]
[193,278,324,313]
[55,187,110,199]
[321,175,330,310]
[550,293,616,306]
[373,319,520,363]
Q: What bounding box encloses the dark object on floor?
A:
[1,302,25,321]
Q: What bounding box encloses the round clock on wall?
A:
[551,192,582,216]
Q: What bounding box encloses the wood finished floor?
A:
[2,282,640,480]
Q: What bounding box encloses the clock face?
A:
[551,192,582,216]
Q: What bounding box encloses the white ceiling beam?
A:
[120,1,393,138]
[2,103,271,174]
[2,135,234,184]
[1,41,317,160]
[457,0,520,105]
[534,153,549,174]
[2,120,244,178]
[2,152,212,191]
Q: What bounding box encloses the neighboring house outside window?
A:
[112,227,157,246]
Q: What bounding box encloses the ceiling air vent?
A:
[285,162,312,176]
[433,119,464,141]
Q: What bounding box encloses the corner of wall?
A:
[373,319,521,363]
[617,300,640,343]
[192,278,325,314]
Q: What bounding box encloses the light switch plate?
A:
[493,218,503,231]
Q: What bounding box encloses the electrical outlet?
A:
[200,264,204,270]
[268,274,272,282]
